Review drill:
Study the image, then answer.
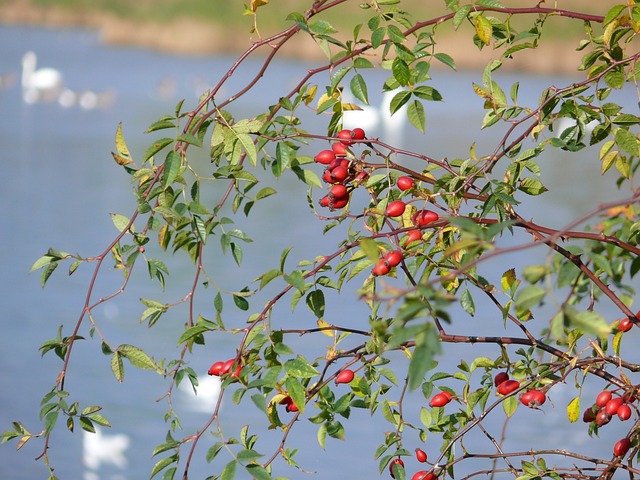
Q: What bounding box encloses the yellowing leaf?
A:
[567,396,580,423]
[613,331,623,356]
[251,0,269,12]
[317,318,335,337]
[475,15,492,45]
[501,268,517,293]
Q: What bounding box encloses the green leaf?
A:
[615,128,640,157]
[234,132,258,166]
[284,357,319,378]
[284,270,306,291]
[460,288,475,316]
[564,307,611,338]
[519,178,548,196]
[434,52,456,70]
[111,351,124,382]
[163,150,182,189]
[502,395,518,417]
[515,285,545,312]
[285,376,306,413]
[350,73,369,105]
[392,58,410,86]
[389,90,411,115]
[110,213,131,233]
[256,187,277,200]
[408,328,439,390]
[177,325,210,345]
[144,137,174,162]
[306,289,325,318]
[151,454,179,479]
[413,86,443,101]
[407,100,426,133]
[118,344,161,372]
[246,464,271,480]
[220,460,238,480]
[358,237,380,263]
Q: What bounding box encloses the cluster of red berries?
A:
[208,358,242,379]
[389,457,438,480]
[494,372,546,408]
[315,128,367,210]
[583,390,635,426]
[372,176,439,277]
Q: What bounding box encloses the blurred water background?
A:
[0,24,638,480]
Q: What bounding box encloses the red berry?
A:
[429,392,451,408]
[335,369,355,385]
[403,229,423,246]
[413,209,439,226]
[389,458,404,479]
[372,260,391,277]
[331,165,349,183]
[332,142,348,156]
[330,184,349,199]
[220,359,235,375]
[613,437,631,457]
[623,392,637,403]
[219,359,242,379]
[497,379,520,396]
[331,197,349,209]
[583,407,597,423]
[595,390,612,408]
[412,472,436,480]
[617,403,632,421]
[596,409,611,426]
[337,129,354,145]
[208,361,225,376]
[415,448,427,463]
[384,250,403,268]
[605,397,624,416]
[397,176,414,191]
[494,372,509,387]
[386,200,406,217]
[520,389,546,408]
[352,127,366,140]
[315,149,336,165]
[286,401,299,412]
[138,246,145,253]
[618,317,633,332]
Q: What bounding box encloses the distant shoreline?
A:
[0,0,589,74]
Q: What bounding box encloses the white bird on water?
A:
[178,374,222,413]
[341,88,407,147]
[21,51,64,104]
[82,427,130,471]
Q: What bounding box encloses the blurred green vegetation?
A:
[28,0,620,39]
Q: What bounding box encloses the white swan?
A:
[21,51,64,103]
[177,374,222,413]
[82,427,130,471]
[342,88,407,146]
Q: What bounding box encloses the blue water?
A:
[1,24,638,480]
